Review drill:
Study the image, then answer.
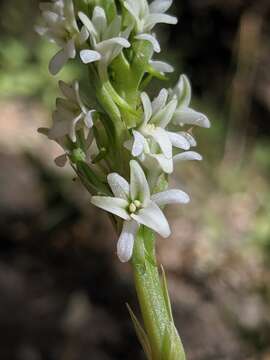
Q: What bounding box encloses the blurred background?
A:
[0,0,270,359]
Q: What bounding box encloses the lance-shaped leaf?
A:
[127,304,152,360]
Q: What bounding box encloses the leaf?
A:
[126,304,152,360]
[161,322,186,360]
[160,265,173,321]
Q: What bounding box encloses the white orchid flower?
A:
[126,90,195,173]
[170,74,211,128]
[38,80,95,167]
[50,80,95,142]
[91,160,189,262]
[35,0,89,74]
[78,7,131,67]
[123,0,177,52]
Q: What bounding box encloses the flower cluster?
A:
[37,0,210,262]
[35,0,88,74]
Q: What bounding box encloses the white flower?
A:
[170,74,211,128]
[50,80,94,142]
[91,160,189,262]
[126,90,196,173]
[78,7,131,67]
[38,80,94,166]
[36,0,89,74]
[124,0,177,52]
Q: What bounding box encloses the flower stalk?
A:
[132,227,186,360]
[36,0,210,358]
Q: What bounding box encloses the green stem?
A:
[131,227,186,360]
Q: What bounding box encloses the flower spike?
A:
[36,1,209,357]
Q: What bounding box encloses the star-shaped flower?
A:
[36,0,89,74]
[38,80,94,166]
[78,7,131,67]
[91,160,190,262]
[126,91,200,173]
[170,74,211,129]
[123,0,177,52]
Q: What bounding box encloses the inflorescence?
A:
[36,0,210,263]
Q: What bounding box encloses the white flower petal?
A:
[173,74,191,107]
[69,114,83,142]
[151,154,173,173]
[104,15,121,40]
[151,98,177,128]
[132,130,146,157]
[173,108,211,128]
[149,0,173,14]
[132,201,171,238]
[65,0,78,29]
[135,34,161,53]
[150,127,172,159]
[123,2,140,24]
[49,48,68,75]
[121,25,133,40]
[65,38,76,58]
[78,11,97,37]
[96,38,130,59]
[179,131,197,147]
[107,173,130,200]
[152,189,190,206]
[141,92,153,124]
[73,80,85,110]
[91,196,130,220]
[92,6,107,37]
[166,131,190,150]
[117,220,139,262]
[173,151,202,162]
[145,13,177,31]
[112,37,131,48]
[84,110,95,128]
[152,88,169,114]
[80,49,101,64]
[149,60,174,73]
[79,25,89,44]
[130,160,150,204]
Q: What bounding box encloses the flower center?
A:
[146,124,156,131]
[140,124,156,139]
[128,200,142,214]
